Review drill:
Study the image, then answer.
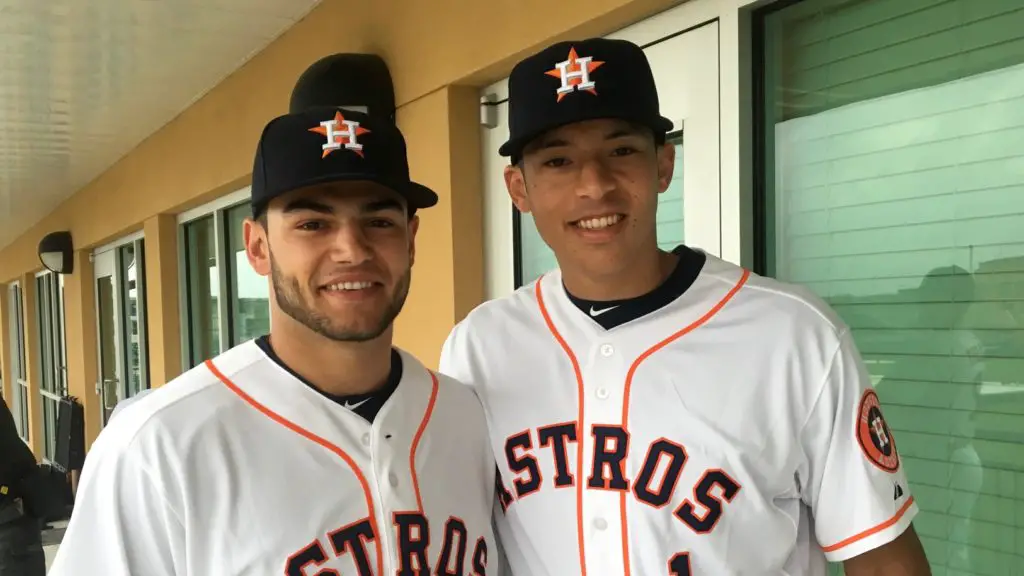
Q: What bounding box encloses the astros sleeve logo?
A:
[856,389,900,472]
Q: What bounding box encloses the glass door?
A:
[94,249,122,425]
[94,237,150,426]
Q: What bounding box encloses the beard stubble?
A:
[270,253,411,343]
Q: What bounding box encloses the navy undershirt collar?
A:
[563,245,706,330]
[255,335,401,423]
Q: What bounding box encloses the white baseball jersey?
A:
[50,341,499,576]
[440,252,918,575]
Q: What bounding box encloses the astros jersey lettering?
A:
[50,341,498,576]
[440,250,917,575]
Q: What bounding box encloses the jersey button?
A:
[361,433,371,446]
[593,518,608,530]
[600,344,614,357]
[596,387,609,400]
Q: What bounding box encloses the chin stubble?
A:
[269,254,411,343]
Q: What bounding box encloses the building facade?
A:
[0,0,1021,572]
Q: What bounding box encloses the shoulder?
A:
[702,254,849,344]
[397,349,489,429]
[90,342,269,465]
[445,278,547,354]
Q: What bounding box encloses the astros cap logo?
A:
[545,47,605,102]
[308,110,371,158]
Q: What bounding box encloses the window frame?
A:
[34,269,67,462]
[176,186,252,369]
[748,0,803,278]
[92,231,152,406]
[7,281,29,442]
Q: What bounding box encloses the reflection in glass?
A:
[226,204,270,345]
[119,241,148,397]
[759,1,1024,572]
[185,216,220,367]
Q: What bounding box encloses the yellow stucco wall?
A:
[0,0,686,453]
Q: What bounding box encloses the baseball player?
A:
[50,108,499,575]
[440,38,931,575]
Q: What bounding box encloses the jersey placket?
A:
[547,283,631,575]
[579,333,630,574]
[359,419,400,573]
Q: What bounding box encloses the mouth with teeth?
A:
[321,281,381,293]
[571,213,625,231]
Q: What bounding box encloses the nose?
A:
[328,222,374,265]
[575,157,616,200]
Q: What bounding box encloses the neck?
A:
[562,247,677,301]
[267,310,394,397]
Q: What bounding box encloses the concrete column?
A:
[393,85,485,368]
[63,250,102,450]
[144,214,182,387]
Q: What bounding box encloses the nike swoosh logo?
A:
[589,306,618,317]
[344,399,371,410]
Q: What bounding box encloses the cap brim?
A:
[498,111,675,158]
[252,173,439,216]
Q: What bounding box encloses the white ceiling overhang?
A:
[0,0,323,250]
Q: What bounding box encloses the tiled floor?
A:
[42,520,67,572]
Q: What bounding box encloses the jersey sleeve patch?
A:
[856,389,900,473]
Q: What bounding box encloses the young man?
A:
[50,108,498,575]
[440,38,931,575]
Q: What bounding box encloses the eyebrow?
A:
[282,197,405,215]
[530,125,645,151]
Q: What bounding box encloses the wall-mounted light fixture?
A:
[289,53,396,122]
[38,231,74,274]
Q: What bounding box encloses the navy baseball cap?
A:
[250,107,438,218]
[499,38,674,160]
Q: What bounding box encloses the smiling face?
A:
[244,180,418,343]
[505,118,675,281]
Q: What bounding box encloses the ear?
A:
[407,214,420,266]
[655,141,676,194]
[504,164,531,214]
[244,218,271,277]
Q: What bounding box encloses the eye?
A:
[368,218,397,228]
[542,156,570,168]
[297,220,325,232]
[611,146,638,157]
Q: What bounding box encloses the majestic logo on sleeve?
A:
[309,110,371,159]
[545,47,604,102]
[857,389,900,472]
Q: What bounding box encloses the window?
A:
[183,215,220,367]
[35,271,67,461]
[514,133,686,286]
[120,241,149,398]
[7,283,28,440]
[754,0,1024,572]
[179,187,269,368]
[226,202,270,346]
